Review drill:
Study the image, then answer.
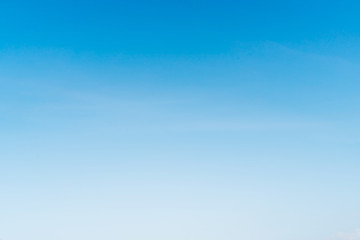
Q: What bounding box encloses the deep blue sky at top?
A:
[2,0,360,138]
[1,0,360,56]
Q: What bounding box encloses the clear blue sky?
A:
[1,1,360,240]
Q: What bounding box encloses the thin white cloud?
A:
[333,229,360,240]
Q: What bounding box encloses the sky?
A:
[1,1,360,240]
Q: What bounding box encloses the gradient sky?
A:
[1,1,360,240]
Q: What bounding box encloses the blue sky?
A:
[1,1,360,240]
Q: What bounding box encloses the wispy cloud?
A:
[333,229,360,240]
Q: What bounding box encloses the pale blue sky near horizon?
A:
[1,1,360,240]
